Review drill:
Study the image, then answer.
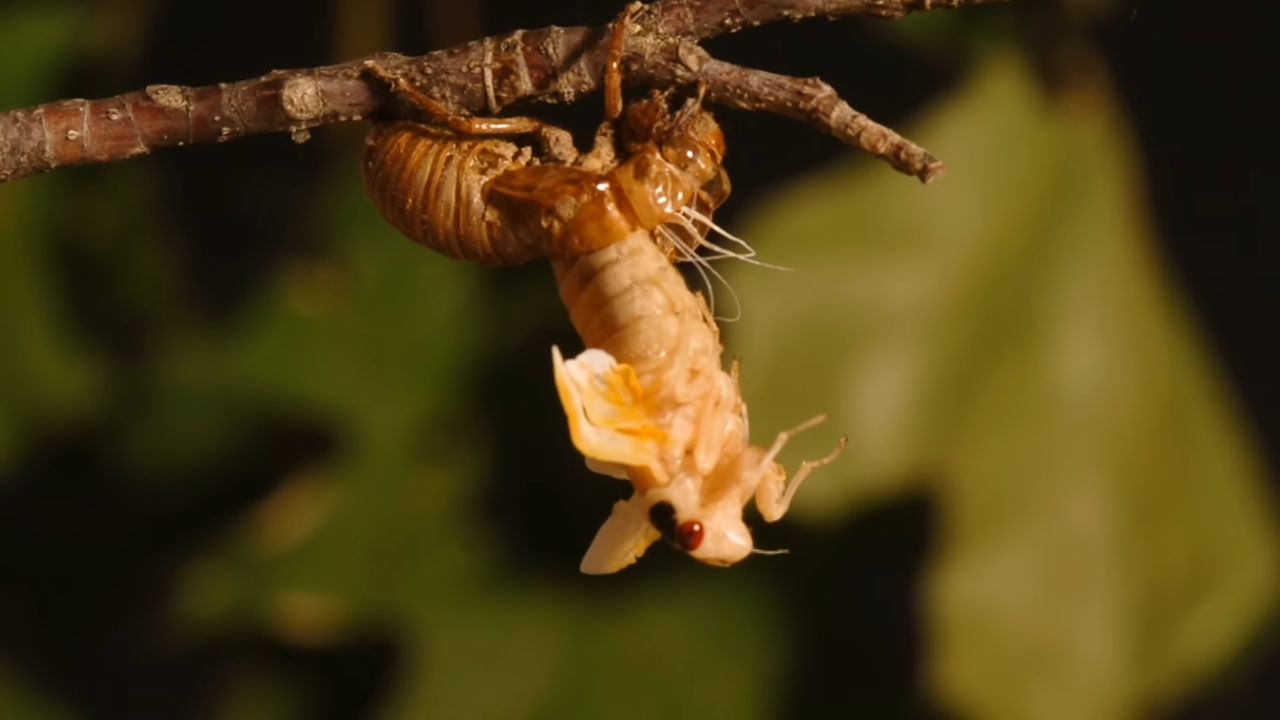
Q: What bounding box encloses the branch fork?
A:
[0,0,1006,184]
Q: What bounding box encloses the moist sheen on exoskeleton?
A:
[361,88,731,266]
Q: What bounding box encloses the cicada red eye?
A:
[676,520,704,552]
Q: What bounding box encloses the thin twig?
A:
[0,0,1005,184]
[637,46,946,182]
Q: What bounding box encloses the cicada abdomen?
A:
[362,122,548,264]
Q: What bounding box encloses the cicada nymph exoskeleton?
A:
[360,7,735,267]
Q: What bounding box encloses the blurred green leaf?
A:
[0,662,73,720]
[0,5,84,107]
[730,52,1277,719]
[0,5,104,473]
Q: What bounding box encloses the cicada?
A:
[552,227,844,573]
[360,6,845,573]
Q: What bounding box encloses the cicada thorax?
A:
[480,163,639,259]
[610,95,733,262]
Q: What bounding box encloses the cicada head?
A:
[579,467,759,574]
[579,495,753,574]
[649,471,756,564]
[577,426,841,574]
[558,343,784,574]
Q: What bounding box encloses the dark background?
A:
[0,0,1275,717]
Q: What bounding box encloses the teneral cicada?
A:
[552,228,845,573]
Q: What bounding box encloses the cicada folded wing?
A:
[552,345,666,475]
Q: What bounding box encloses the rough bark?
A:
[0,0,1006,184]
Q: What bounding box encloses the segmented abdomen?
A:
[363,122,536,265]
[553,230,723,408]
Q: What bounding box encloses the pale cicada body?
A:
[552,230,845,574]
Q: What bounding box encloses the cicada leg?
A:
[363,61,543,135]
[552,346,666,476]
[753,415,848,522]
[568,2,640,173]
[604,2,642,121]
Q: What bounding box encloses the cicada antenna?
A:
[751,548,791,557]
[678,206,793,271]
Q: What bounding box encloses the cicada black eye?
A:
[648,501,678,544]
[648,502,706,553]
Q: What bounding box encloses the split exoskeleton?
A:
[361,7,845,573]
[362,37,729,265]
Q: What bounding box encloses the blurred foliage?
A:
[730,51,1277,719]
[0,5,105,475]
[155,173,786,719]
[0,2,1276,719]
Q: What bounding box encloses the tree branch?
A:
[0,0,1005,184]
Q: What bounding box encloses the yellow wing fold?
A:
[552,346,665,473]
